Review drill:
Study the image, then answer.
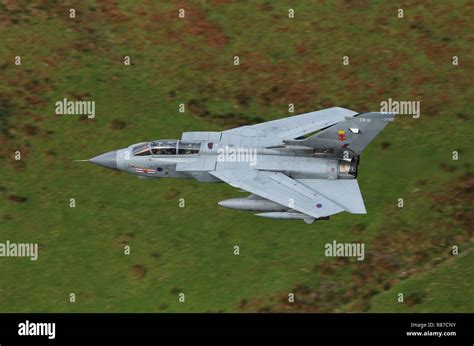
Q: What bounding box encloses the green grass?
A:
[0,0,472,312]
[368,251,474,312]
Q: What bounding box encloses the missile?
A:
[218,198,288,212]
[255,212,329,224]
[255,212,314,224]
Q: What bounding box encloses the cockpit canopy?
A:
[150,140,177,155]
[132,140,201,156]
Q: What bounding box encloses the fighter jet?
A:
[85,107,395,223]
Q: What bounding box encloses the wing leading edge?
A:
[223,107,358,141]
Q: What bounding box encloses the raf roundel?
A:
[316,203,322,208]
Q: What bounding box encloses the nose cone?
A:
[89,150,117,170]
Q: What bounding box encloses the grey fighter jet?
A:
[85,107,395,223]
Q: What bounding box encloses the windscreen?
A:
[132,143,151,156]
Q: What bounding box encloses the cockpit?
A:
[150,140,178,155]
[132,140,201,156]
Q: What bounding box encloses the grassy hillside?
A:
[0,1,472,312]
[369,250,474,312]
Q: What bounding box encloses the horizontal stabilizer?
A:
[296,179,367,214]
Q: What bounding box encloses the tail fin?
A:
[299,112,396,156]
